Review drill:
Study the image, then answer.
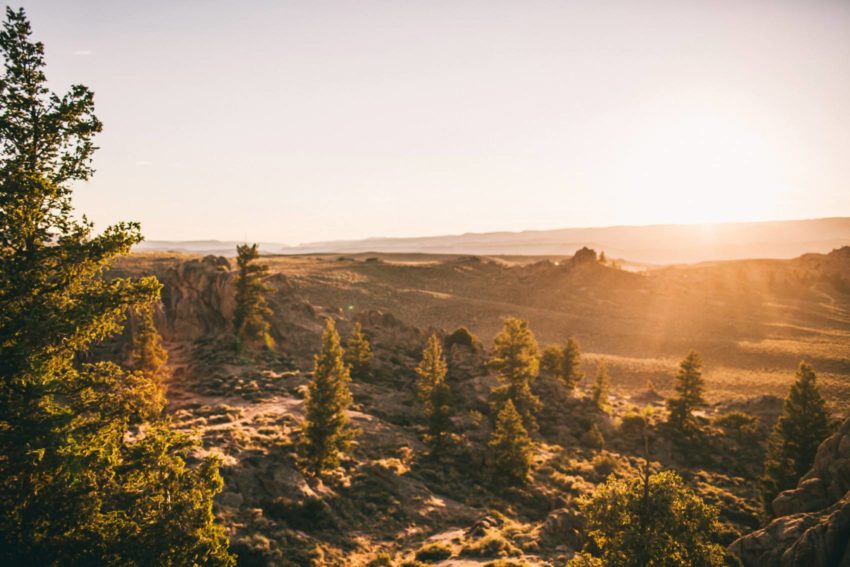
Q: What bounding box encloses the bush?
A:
[591,453,618,479]
[367,552,396,566]
[444,327,481,351]
[415,542,453,562]
[264,496,332,530]
[461,529,521,558]
[581,424,605,450]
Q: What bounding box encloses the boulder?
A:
[729,418,850,566]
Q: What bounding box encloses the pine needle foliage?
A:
[489,317,541,432]
[666,351,706,433]
[131,306,167,378]
[0,8,233,564]
[560,337,584,390]
[233,243,272,351]
[300,318,355,477]
[489,399,534,484]
[344,322,373,380]
[416,334,453,454]
[761,361,831,511]
[592,359,611,412]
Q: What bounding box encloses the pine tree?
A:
[300,318,355,477]
[592,359,611,412]
[489,399,534,484]
[560,337,584,391]
[344,322,373,380]
[416,334,453,454]
[489,317,541,432]
[131,306,167,377]
[0,9,232,564]
[666,351,706,432]
[540,344,563,378]
[233,243,272,351]
[126,306,168,422]
[762,361,831,511]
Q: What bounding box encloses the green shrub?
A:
[264,496,331,530]
[461,529,520,558]
[444,327,481,351]
[415,542,453,562]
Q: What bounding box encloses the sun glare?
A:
[618,104,790,226]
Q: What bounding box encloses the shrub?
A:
[264,496,331,530]
[581,424,605,450]
[415,542,453,562]
[591,453,618,478]
[444,326,481,351]
[461,529,521,558]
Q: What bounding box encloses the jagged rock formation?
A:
[729,418,850,566]
[158,255,235,340]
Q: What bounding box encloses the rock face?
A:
[158,255,235,341]
[729,418,850,566]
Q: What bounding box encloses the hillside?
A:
[101,246,850,564]
[117,246,850,410]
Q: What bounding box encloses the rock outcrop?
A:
[729,418,850,566]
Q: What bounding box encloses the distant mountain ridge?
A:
[136,217,850,265]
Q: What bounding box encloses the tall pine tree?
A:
[344,321,373,380]
[666,351,706,432]
[560,337,584,391]
[300,318,355,477]
[416,334,453,454]
[489,317,541,432]
[592,359,611,412]
[762,361,831,511]
[0,8,232,564]
[489,399,534,484]
[233,243,272,351]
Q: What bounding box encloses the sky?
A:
[15,0,850,244]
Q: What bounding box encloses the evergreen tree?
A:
[416,334,453,454]
[126,306,168,423]
[300,318,354,477]
[592,359,611,412]
[489,317,541,432]
[0,8,232,564]
[233,243,272,350]
[560,337,584,391]
[574,470,725,567]
[131,306,167,377]
[762,361,831,510]
[540,344,563,378]
[666,351,706,432]
[344,322,373,380]
[489,399,534,484]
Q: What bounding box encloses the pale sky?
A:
[17,0,850,244]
